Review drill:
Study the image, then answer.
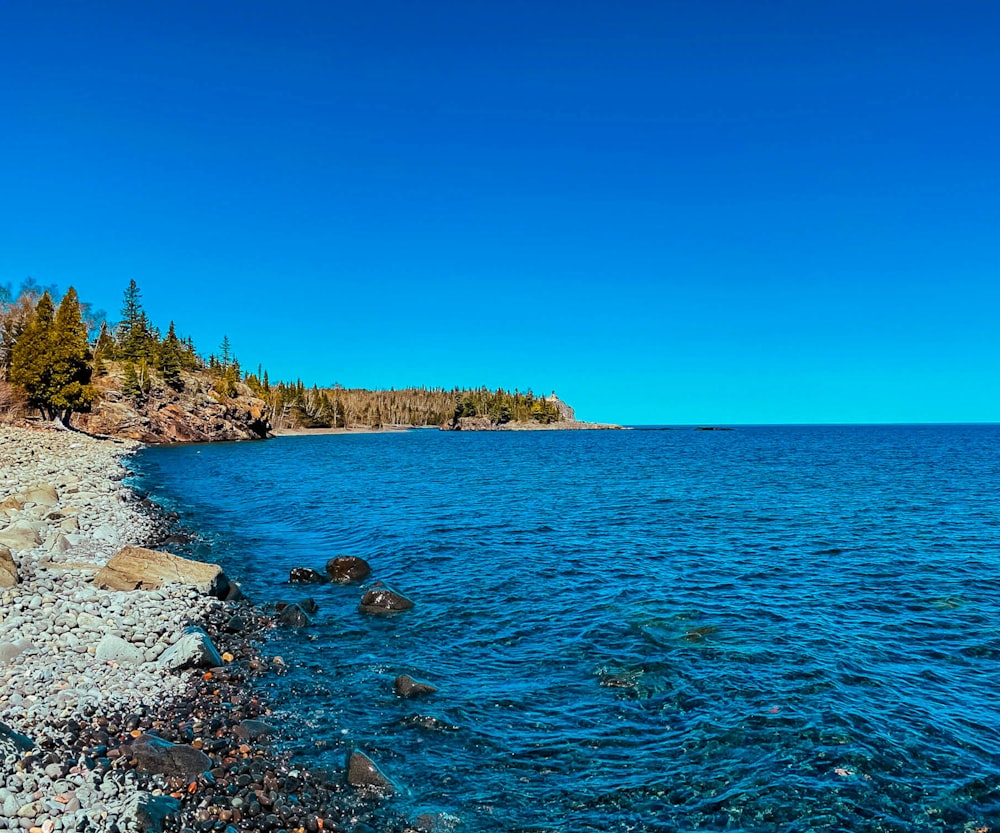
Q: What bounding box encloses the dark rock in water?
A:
[0,721,34,765]
[682,625,718,642]
[399,714,459,732]
[129,733,212,777]
[235,719,275,741]
[394,674,438,698]
[119,791,181,833]
[327,555,371,584]
[359,585,414,615]
[277,603,312,628]
[299,597,319,615]
[289,566,326,583]
[347,750,395,794]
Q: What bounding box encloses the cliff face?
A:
[72,367,269,444]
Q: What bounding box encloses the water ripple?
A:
[134,425,1000,832]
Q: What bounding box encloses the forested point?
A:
[0,280,566,432]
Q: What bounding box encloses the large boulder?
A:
[0,546,17,587]
[0,521,42,551]
[359,585,414,615]
[128,733,212,777]
[23,483,58,507]
[159,626,223,671]
[346,751,395,794]
[93,546,230,598]
[95,634,146,665]
[326,555,371,584]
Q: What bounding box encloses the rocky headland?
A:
[71,368,269,445]
[0,425,406,833]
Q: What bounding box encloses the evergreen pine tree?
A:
[118,279,154,361]
[9,292,56,419]
[48,287,96,425]
[158,321,185,390]
[92,320,116,375]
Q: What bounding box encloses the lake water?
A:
[133,425,1000,832]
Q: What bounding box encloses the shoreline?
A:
[0,425,400,832]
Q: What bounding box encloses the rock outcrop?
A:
[73,366,269,444]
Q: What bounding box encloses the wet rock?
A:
[129,733,212,777]
[93,545,231,597]
[276,603,312,628]
[0,545,17,587]
[326,555,371,584]
[359,584,414,615]
[235,720,275,741]
[118,791,181,833]
[289,566,326,583]
[394,674,438,698]
[299,597,319,615]
[224,614,247,633]
[159,626,223,670]
[346,751,395,794]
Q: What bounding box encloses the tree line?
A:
[1,278,566,430]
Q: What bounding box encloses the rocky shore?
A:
[0,426,407,833]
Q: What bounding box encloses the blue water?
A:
[133,425,1000,832]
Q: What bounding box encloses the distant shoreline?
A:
[272,420,625,436]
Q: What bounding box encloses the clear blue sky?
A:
[2,1,998,424]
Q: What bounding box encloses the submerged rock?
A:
[289,566,326,583]
[394,674,438,698]
[277,603,313,628]
[359,585,414,615]
[347,751,395,794]
[326,555,371,584]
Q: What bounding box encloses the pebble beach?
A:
[0,425,389,833]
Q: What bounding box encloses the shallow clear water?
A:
[133,425,1000,832]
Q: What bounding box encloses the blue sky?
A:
[2,1,998,424]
